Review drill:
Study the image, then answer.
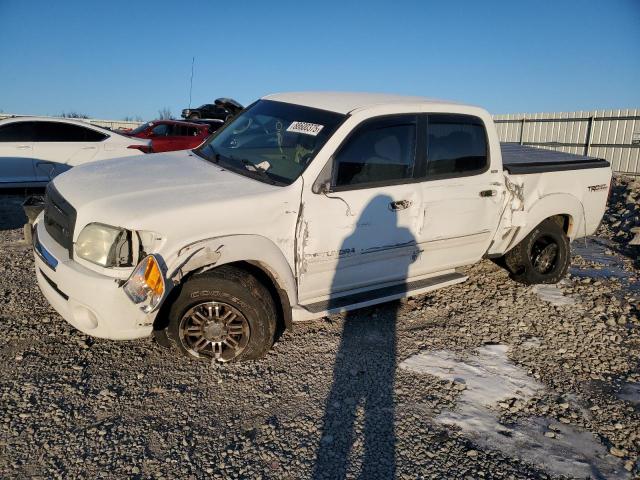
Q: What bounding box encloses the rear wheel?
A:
[504,218,570,285]
[166,266,277,362]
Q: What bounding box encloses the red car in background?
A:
[122,120,210,153]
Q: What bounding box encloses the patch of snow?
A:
[400,345,628,479]
[400,345,541,405]
[533,284,577,305]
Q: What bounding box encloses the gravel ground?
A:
[0,178,638,479]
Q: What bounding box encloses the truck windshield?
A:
[195,100,346,185]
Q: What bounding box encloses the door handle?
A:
[389,200,412,211]
[479,189,497,197]
[16,145,30,149]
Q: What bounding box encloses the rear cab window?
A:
[423,114,488,178]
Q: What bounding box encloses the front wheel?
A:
[166,266,277,362]
[504,218,571,285]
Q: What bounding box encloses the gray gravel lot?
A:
[1,178,639,479]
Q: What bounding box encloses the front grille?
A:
[43,183,77,258]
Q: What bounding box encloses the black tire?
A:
[489,256,508,270]
[504,218,570,285]
[166,265,277,362]
[188,113,200,120]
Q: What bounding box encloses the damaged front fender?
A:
[169,244,224,284]
[160,234,299,328]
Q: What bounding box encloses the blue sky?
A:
[0,0,638,120]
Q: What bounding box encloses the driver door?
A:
[297,115,423,303]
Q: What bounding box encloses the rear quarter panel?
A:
[493,166,612,254]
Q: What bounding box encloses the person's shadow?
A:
[314,194,416,479]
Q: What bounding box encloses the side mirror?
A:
[312,159,335,194]
[313,180,332,194]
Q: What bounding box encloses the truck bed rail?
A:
[501,143,610,174]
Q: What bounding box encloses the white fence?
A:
[0,113,142,131]
[493,109,640,175]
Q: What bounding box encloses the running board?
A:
[295,271,467,321]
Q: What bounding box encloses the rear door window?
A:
[333,116,416,188]
[33,122,108,142]
[424,114,488,177]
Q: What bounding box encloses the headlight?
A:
[123,255,165,313]
[75,223,132,267]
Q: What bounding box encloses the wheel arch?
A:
[228,260,293,332]
[505,193,583,253]
[154,235,297,333]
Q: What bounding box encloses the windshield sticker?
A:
[286,121,324,136]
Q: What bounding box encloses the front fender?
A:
[164,234,298,309]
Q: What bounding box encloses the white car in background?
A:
[0,117,150,188]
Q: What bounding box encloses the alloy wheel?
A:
[531,236,559,274]
[178,301,250,362]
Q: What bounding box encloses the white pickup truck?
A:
[32,92,612,362]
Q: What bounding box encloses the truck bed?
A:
[501,143,610,174]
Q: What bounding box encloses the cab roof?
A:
[261,91,464,115]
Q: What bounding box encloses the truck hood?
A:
[52,150,289,234]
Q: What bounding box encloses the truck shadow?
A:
[313,194,415,479]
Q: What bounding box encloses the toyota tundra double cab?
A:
[32,92,612,362]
